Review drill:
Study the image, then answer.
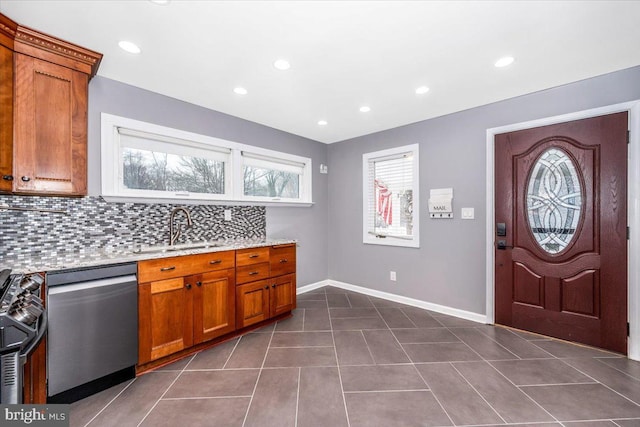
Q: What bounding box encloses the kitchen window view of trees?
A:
[123,148,225,195]
[101,113,312,204]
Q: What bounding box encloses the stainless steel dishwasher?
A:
[46,263,138,403]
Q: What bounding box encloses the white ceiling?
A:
[2,0,640,144]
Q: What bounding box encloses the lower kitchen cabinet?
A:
[138,254,236,365]
[236,273,296,329]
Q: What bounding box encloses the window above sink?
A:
[101,113,313,206]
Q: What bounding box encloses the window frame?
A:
[101,113,313,205]
[362,144,420,248]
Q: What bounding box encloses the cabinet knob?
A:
[272,284,276,288]
[21,176,30,182]
[264,286,269,290]
[196,281,202,287]
[185,283,192,289]
[279,259,288,263]
[2,175,13,181]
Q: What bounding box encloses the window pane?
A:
[526,147,582,254]
[370,155,414,237]
[122,147,225,194]
[243,166,300,198]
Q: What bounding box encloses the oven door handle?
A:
[21,311,47,360]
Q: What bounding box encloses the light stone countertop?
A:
[13,238,297,274]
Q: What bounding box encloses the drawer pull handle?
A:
[160,266,176,271]
[249,271,259,276]
[209,260,222,265]
[21,176,30,182]
[279,259,288,263]
[249,254,259,258]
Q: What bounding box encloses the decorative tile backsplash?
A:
[0,195,266,268]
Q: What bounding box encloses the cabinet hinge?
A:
[629,226,631,240]
[628,322,631,337]
[629,130,631,144]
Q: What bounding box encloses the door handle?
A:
[496,240,513,250]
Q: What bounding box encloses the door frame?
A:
[485,100,640,359]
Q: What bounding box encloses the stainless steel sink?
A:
[132,242,222,254]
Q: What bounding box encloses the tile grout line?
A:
[241,320,277,427]
[557,358,640,408]
[135,353,197,427]
[222,337,242,370]
[327,294,352,427]
[483,359,560,423]
[449,362,508,424]
[594,357,640,381]
[82,378,137,427]
[370,299,456,427]
[294,367,301,427]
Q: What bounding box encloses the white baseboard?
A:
[297,280,331,294]
[298,279,488,324]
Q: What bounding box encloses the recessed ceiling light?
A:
[359,106,371,113]
[415,86,430,95]
[273,59,291,70]
[118,41,141,54]
[233,87,248,95]
[495,56,515,67]
[149,0,170,5]
[318,120,328,126]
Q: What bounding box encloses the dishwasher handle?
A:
[47,275,137,295]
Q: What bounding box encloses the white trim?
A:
[324,280,487,324]
[485,100,640,360]
[296,280,331,294]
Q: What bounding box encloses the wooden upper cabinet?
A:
[0,13,102,196]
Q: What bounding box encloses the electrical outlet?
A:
[390,271,397,281]
[224,209,232,221]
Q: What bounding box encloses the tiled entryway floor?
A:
[72,286,640,427]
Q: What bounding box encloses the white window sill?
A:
[100,195,314,207]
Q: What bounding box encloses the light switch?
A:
[224,209,232,221]
[461,207,474,220]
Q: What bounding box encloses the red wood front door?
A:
[495,112,628,354]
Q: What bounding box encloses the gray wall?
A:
[327,65,640,315]
[88,77,329,286]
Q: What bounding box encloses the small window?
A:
[241,151,305,200]
[363,144,419,248]
[119,128,231,198]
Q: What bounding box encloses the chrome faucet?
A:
[169,207,193,246]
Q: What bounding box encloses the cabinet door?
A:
[271,273,296,317]
[193,269,235,344]
[139,277,193,364]
[13,54,88,195]
[0,44,12,193]
[236,280,270,329]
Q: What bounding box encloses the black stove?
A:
[0,269,47,404]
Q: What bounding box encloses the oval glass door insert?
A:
[526,147,583,254]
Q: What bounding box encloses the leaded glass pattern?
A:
[526,148,582,254]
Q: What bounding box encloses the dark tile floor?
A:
[71,286,640,427]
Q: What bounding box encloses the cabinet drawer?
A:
[138,251,235,283]
[192,251,235,273]
[236,247,270,266]
[236,262,270,284]
[270,244,296,277]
